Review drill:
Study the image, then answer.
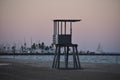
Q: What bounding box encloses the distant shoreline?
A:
[0,53,120,56]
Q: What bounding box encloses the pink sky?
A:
[0,0,120,52]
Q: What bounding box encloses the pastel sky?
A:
[0,0,120,52]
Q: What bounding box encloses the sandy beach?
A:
[0,58,120,80]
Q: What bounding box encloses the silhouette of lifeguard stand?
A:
[52,19,81,69]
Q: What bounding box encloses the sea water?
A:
[0,55,120,64]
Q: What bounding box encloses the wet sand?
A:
[0,58,120,80]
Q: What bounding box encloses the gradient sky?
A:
[0,0,120,52]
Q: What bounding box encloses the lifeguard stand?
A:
[52,19,81,69]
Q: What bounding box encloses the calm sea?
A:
[0,55,120,64]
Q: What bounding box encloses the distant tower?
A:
[52,19,82,69]
[96,43,103,54]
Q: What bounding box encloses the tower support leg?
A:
[75,46,81,68]
[52,44,81,69]
[52,46,57,68]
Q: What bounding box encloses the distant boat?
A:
[95,43,104,54]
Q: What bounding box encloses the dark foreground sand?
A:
[0,58,120,80]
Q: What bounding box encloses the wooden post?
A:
[73,46,78,68]
[58,21,59,34]
[55,45,58,68]
[54,21,57,35]
[75,46,81,68]
[72,46,76,68]
[64,22,66,34]
[66,46,69,68]
[70,22,72,35]
[61,22,62,35]
[52,45,57,68]
[57,46,60,68]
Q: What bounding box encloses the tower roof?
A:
[53,19,81,22]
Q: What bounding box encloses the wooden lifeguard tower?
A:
[52,19,81,69]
